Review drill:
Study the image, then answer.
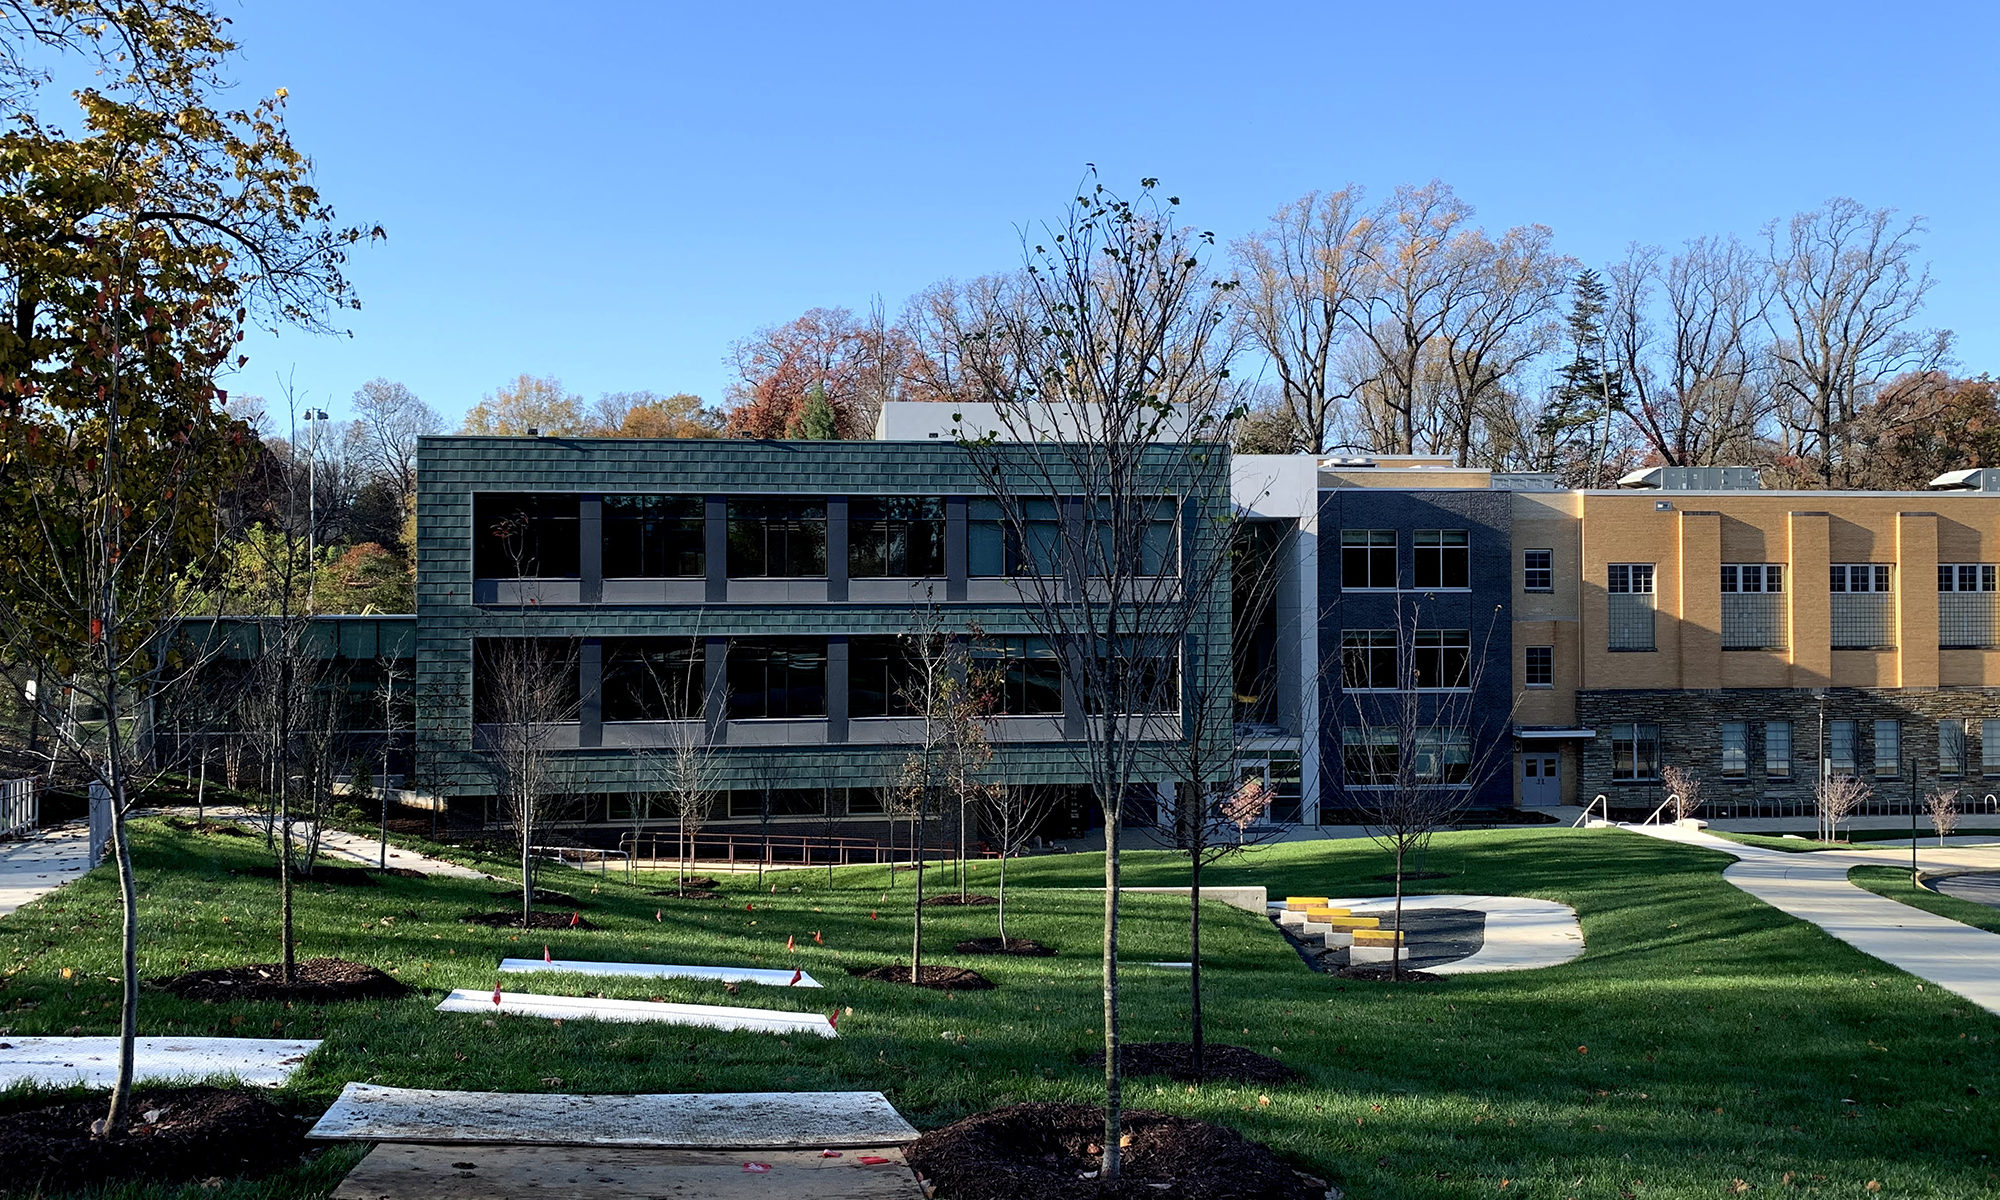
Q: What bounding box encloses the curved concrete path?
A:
[1300,893,1586,975]
[0,823,94,918]
[1627,823,2000,1015]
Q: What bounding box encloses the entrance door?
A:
[1522,753,1561,806]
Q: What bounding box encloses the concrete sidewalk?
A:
[1626,823,2000,1016]
[0,823,94,917]
[161,806,492,880]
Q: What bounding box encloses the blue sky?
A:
[220,0,2000,426]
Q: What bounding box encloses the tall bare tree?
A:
[1232,187,1370,454]
[476,636,582,922]
[348,379,442,534]
[952,175,1240,1180]
[1765,198,1952,484]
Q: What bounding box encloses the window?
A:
[473,494,580,578]
[972,636,1062,715]
[602,495,704,577]
[1721,721,1748,777]
[471,638,580,725]
[1523,549,1553,592]
[1985,719,2000,777]
[1085,642,1180,714]
[1610,723,1660,781]
[725,639,827,719]
[1938,564,2000,649]
[1721,563,1787,650]
[1830,564,1894,649]
[1525,645,1553,688]
[726,499,827,577]
[1766,720,1792,777]
[969,499,1062,577]
[600,639,704,722]
[846,787,887,815]
[1829,720,1856,773]
[849,499,944,578]
[1341,530,1397,589]
[1413,629,1471,689]
[1413,529,1470,590]
[1940,720,1966,776]
[1414,729,1471,784]
[1607,564,1657,651]
[1087,498,1179,576]
[1341,728,1398,786]
[848,636,919,718]
[1341,630,1397,690]
[727,789,826,819]
[1874,719,1901,777]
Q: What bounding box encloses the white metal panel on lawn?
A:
[435,989,836,1036]
[497,958,822,988]
[0,1036,319,1088]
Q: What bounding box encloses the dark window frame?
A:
[1413,529,1470,590]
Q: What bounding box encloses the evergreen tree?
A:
[786,383,840,439]
[1537,270,1630,482]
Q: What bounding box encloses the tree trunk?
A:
[1189,852,1204,1083]
[278,768,295,984]
[996,852,1008,944]
[911,810,926,980]
[1101,815,1123,1179]
[1391,840,1405,982]
[195,747,207,825]
[520,795,533,923]
[104,787,139,1137]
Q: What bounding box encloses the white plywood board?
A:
[0,1036,319,1089]
[499,958,822,988]
[436,989,835,1037]
[308,1083,919,1148]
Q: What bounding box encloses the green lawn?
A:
[1715,826,2000,853]
[4,821,1998,1198]
[1849,865,2000,936]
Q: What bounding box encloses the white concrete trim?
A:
[307,1083,916,1147]
[0,1036,319,1089]
[437,989,836,1037]
[1293,894,1586,974]
[498,959,822,988]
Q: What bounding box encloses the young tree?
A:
[1926,786,1960,847]
[1661,764,1703,823]
[1814,772,1872,844]
[348,378,441,533]
[977,784,1060,950]
[476,636,582,922]
[1332,602,1512,980]
[951,175,1240,1179]
[371,654,411,868]
[786,383,840,440]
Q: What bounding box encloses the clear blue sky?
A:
[222,0,2000,427]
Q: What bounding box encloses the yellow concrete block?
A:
[1310,913,1377,928]
[1352,929,1406,944]
[1284,897,1330,911]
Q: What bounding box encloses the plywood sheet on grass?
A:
[332,1143,925,1199]
[436,989,835,1036]
[307,1083,919,1148]
[498,958,822,988]
[0,1036,319,1089]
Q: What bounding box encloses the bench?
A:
[1349,928,1407,965]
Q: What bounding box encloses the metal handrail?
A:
[1642,797,1674,826]
[1572,795,1609,828]
[617,829,893,870]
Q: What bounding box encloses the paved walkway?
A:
[0,823,95,917]
[1933,870,2000,909]
[170,807,492,880]
[1626,823,2000,1015]
[1292,893,1586,975]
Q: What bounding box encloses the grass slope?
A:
[1,822,1996,1198]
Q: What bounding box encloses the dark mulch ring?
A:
[232,864,382,888]
[1084,1042,1300,1085]
[920,892,998,907]
[848,964,995,991]
[163,817,252,838]
[0,1086,305,1197]
[955,936,1054,956]
[1333,965,1443,982]
[650,876,721,891]
[150,957,410,1003]
[489,887,585,907]
[650,888,722,899]
[905,1101,1325,1200]
[461,910,599,930]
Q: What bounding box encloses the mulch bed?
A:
[150,957,410,1003]
[955,936,1054,956]
[1085,1042,1299,1085]
[921,893,998,907]
[0,1086,305,1197]
[489,888,585,907]
[905,1101,1324,1200]
[163,818,252,838]
[651,888,722,900]
[1333,965,1443,982]
[232,864,391,888]
[462,910,599,930]
[651,876,721,891]
[848,964,995,991]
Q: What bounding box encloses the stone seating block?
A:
[1322,929,1354,950]
[1350,941,1403,965]
[1312,914,1378,929]
[1284,896,1331,911]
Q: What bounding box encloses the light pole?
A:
[302,408,329,613]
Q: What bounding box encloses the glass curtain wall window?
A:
[473,494,581,578]
[1413,629,1471,689]
[1341,728,1398,786]
[1829,720,1857,773]
[1087,498,1179,576]
[1523,549,1553,592]
[849,499,945,578]
[1610,723,1660,781]
[1413,530,1470,589]
[848,636,920,718]
[1341,530,1396,590]
[602,495,704,577]
[1766,720,1792,777]
[1413,730,1471,784]
[972,636,1062,715]
[969,499,1062,577]
[725,640,827,719]
[471,638,581,724]
[1525,646,1553,687]
[726,499,828,577]
[1084,641,1180,714]
[1940,720,1966,776]
[1874,719,1901,777]
[1721,721,1748,777]
[600,639,704,722]
[727,789,827,819]
[1985,719,2000,776]
[1341,630,1397,690]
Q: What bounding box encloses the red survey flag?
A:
[491,981,502,1006]
[869,910,878,920]
[746,902,755,912]
[812,930,823,945]
[569,911,580,927]
[742,1162,771,1173]
[786,934,795,953]
[543,945,551,964]
[828,1009,840,1030]
[789,968,802,986]
[655,909,662,922]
